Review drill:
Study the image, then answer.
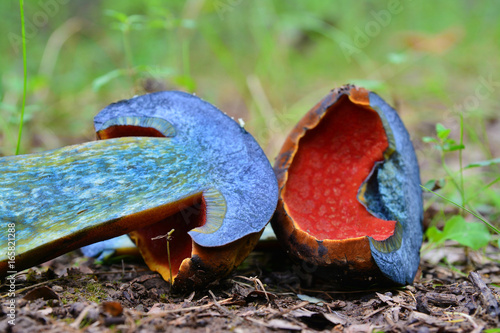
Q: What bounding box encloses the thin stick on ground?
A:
[151,229,175,284]
[468,271,500,318]
[234,275,271,303]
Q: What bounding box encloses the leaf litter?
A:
[1,241,499,332]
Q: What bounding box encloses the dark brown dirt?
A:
[1,241,499,333]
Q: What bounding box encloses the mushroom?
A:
[0,91,278,290]
[272,85,423,287]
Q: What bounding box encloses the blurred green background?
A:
[1,1,499,236]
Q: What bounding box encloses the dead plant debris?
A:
[1,243,499,332]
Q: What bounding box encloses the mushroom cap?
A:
[94,91,278,247]
[272,85,423,286]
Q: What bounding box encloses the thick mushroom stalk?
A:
[0,91,278,290]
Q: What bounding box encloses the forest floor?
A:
[1,239,499,333]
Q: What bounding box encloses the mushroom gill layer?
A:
[282,95,396,241]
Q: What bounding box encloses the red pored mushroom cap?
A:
[272,85,423,287]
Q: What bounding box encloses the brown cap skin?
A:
[272,85,393,288]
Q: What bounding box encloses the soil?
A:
[1,241,499,333]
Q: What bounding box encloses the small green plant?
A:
[92,9,196,93]
[422,185,499,247]
[25,269,37,282]
[93,10,146,91]
[423,120,500,250]
[425,214,490,250]
[422,121,466,205]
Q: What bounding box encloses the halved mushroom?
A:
[0,91,278,290]
[272,85,423,287]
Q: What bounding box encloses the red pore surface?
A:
[283,96,396,241]
[131,197,206,277]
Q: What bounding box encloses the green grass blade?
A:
[465,157,500,169]
[421,185,500,235]
[15,0,27,155]
[458,114,465,208]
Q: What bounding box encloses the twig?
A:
[70,305,94,329]
[92,269,150,275]
[134,297,234,318]
[185,291,195,302]
[363,305,390,319]
[0,267,150,298]
[209,290,232,316]
[244,316,269,328]
[151,229,175,284]
[289,301,311,311]
[234,275,271,303]
[299,286,405,294]
[402,289,417,304]
[0,277,65,297]
[468,271,500,318]
[444,312,483,333]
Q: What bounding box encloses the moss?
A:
[83,280,107,303]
